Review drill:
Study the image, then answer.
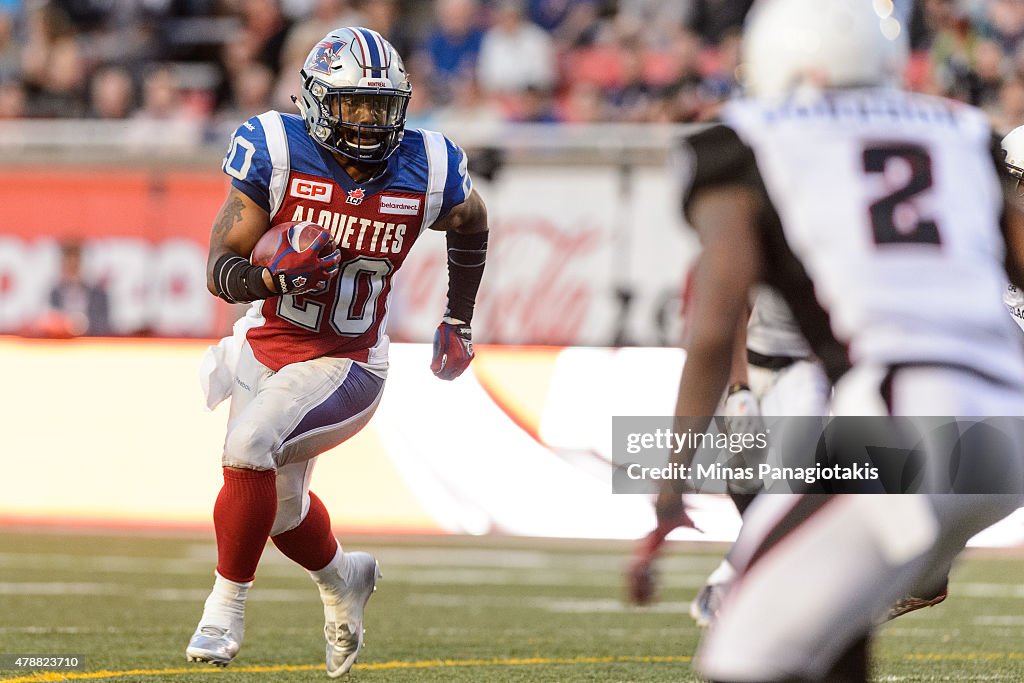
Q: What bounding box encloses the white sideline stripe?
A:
[0,547,718,573]
[880,627,961,638]
[0,552,294,578]
[956,583,1024,599]
[406,593,694,614]
[382,568,708,587]
[973,615,1024,625]
[0,582,311,602]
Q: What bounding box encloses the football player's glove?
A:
[627,493,701,605]
[722,383,761,434]
[431,318,474,380]
[267,230,341,296]
[721,383,767,495]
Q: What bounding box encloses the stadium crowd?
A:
[1,0,1024,132]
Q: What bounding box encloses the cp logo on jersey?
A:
[290,178,333,203]
[305,39,348,75]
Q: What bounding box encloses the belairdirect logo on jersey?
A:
[379,195,421,215]
[611,416,1024,495]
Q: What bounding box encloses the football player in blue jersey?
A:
[186,27,488,677]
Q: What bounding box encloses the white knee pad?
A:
[222,417,278,471]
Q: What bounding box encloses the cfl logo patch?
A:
[290,178,333,203]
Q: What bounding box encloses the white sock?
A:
[309,547,348,599]
[200,571,251,628]
[706,559,737,586]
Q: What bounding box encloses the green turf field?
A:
[0,529,1021,682]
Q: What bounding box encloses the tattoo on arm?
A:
[212,195,245,242]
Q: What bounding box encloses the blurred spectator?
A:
[432,76,505,130]
[0,9,19,84]
[605,47,655,122]
[616,0,690,48]
[404,77,437,128]
[273,0,359,108]
[88,65,134,119]
[648,28,705,122]
[977,0,1024,54]
[686,0,754,45]
[910,0,961,50]
[0,79,25,118]
[994,76,1024,131]
[279,0,362,76]
[559,79,605,122]
[135,64,190,120]
[700,26,740,100]
[514,84,559,122]
[241,0,292,72]
[42,241,111,337]
[527,0,575,32]
[550,0,602,50]
[1,0,1024,143]
[930,2,985,102]
[130,63,201,146]
[419,0,484,97]
[21,2,87,117]
[974,38,1009,110]
[477,0,556,95]
[220,60,274,122]
[361,0,413,61]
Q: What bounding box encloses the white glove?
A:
[723,383,763,437]
[722,383,767,494]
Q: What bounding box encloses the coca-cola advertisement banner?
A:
[0,165,697,345]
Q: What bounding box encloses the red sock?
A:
[271,491,339,571]
[214,467,278,583]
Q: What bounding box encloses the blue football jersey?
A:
[220,111,472,370]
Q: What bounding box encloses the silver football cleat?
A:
[689,581,727,628]
[186,624,242,666]
[320,552,382,677]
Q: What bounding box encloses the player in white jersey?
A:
[663,1,1024,680]
[685,289,830,625]
[1001,126,1024,333]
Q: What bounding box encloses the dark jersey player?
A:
[186,27,489,677]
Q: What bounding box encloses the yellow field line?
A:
[903,652,1024,662]
[0,655,693,682]
[8,652,1022,682]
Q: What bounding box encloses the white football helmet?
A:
[296,27,412,162]
[1002,125,1024,185]
[741,0,908,100]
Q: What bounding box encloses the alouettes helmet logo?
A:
[346,188,366,206]
[304,39,348,76]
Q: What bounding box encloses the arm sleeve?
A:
[678,123,763,226]
[222,116,274,213]
[437,137,473,222]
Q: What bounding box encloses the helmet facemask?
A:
[1002,127,1024,198]
[304,80,411,162]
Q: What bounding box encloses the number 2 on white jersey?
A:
[862,143,942,246]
